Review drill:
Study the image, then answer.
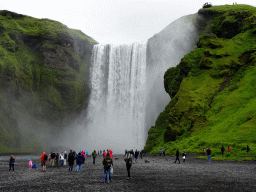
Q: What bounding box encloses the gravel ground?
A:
[0,153,256,191]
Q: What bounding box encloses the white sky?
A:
[2,0,256,44]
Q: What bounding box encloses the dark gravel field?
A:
[0,153,256,191]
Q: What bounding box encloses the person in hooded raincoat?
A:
[28,158,33,170]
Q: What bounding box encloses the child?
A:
[9,155,15,172]
[32,162,37,169]
[28,158,33,170]
[182,151,186,162]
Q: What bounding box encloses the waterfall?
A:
[85,42,147,152]
[74,14,200,154]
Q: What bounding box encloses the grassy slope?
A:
[0,10,98,153]
[145,4,256,161]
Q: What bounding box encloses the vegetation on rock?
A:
[145,4,256,160]
[0,10,98,152]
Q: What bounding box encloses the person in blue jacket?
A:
[76,152,84,171]
[9,155,15,171]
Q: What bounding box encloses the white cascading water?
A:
[84,42,147,152]
[67,14,200,154]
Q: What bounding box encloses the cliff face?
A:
[0,10,98,152]
[145,4,256,158]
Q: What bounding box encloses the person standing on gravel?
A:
[174,149,180,163]
[221,146,225,155]
[163,148,166,156]
[68,150,75,171]
[247,145,250,157]
[103,150,106,158]
[159,149,162,156]
[134,150,139,163]
[50,152,56,166]
[203,147,206,156]
[60,152,64,166]
[64,151,67,166]
[206,147,211,163]
[92,150,97,164]
[102,152,113,183]
[41,152,47,172]
[182,151,186,162]
[124,151,133,180]
[9,155,15,172]
[56,152,60,166]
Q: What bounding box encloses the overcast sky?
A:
[2,0,256,44]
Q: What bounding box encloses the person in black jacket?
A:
[221,146,224,155]
[206,147,211,163]
[134,150,139,163]
[174,149,180,163]
[68,150,75,171]
[76,153,84,171]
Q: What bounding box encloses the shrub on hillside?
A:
[203,2,213,8]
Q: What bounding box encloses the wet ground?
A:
[0,153,256,191]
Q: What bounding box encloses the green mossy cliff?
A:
[145,4,256,159]
[0,10,98,152]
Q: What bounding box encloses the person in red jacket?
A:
[228,146,231,152]
[41,152,47,172]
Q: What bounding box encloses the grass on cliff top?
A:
[148,4,256,161]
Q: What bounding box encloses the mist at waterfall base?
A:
[59,14,200,154]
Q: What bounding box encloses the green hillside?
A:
[145,4,256,161]
[0,10,97,153]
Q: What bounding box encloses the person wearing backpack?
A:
[41,152,47,172]
[76,152,84,171]
[124,151,133,180]
[102,152,113,183]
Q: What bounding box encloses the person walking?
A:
[9,155,15,172]
[68,150,75,172]
[174,149,180,163]
[159,149,162,156]
[163,148,166,156]
[227,146,231,152]
[140,150,143,159]
[76,152,83,171]
[182,151,186,162]
[247,145,250,157]
[221,146,225,155]
[92,150,97,164]
[124,151,133,180]
[206,147,211,163]
[41,152,47,172]
[134,150,139,163]
[102,152,113,183]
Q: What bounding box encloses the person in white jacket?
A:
[60,152,64,166]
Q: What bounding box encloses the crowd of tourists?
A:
[7,145,251,182]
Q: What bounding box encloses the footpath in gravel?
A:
[0,153,256,191]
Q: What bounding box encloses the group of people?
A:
[159,148,166,156]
